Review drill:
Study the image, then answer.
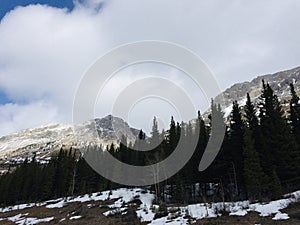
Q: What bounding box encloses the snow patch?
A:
[69,215,82,220]
[272,212,290,220]
[6,214,54,225]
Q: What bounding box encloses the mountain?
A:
[1,66,300,162]
[0,115,139,160]
[215,66,300,116]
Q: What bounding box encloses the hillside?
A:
[216,66,300,114]
[0,115,139,161]
[0,188,299,225]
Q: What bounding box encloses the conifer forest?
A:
[1,80,300,207]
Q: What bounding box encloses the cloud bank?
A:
[0,0,299,136]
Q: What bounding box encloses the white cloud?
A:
[0,0,299,136]
[0,101,57,136]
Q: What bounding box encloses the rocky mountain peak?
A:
[0,115,139,159]
[215,66,300,115]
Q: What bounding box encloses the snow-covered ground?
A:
[0,188,299,224]
[147,189,300,224]
[5,213,54,225]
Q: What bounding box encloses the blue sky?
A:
[0,91,9,104]
[0,0,74,20]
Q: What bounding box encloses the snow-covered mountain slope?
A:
[215,66,300,110]
[0,115,139,159]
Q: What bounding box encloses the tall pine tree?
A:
[228,101,245,196]
[258,80,295,191]
[243,128,266,200]
[289,83,300,143]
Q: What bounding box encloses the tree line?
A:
[0,80,300,206]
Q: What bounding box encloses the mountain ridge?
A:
[215,66,300,109]
[0,115,139,159]
[1,66,300,160]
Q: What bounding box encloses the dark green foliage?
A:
[258,80,296,183]
[244,93,258,131]
[288,83,300,176]
[243,128,266,200]
[228,101,245,196]
[244,93,264,162]
[289,83,300,142]
[0,148,111,206]
[270,169,282,200]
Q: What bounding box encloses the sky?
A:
[0,0,300,136]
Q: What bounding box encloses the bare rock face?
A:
[214,66,300,116]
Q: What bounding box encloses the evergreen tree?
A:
[244,93,264,159]
[132,129,146,166]
[191,111,208,184]
[289,83,300,143]
[168,116,177,152]
[151,116,160,146]
[139,129,146,140]
[270,169,282,200]
[244,93,258,131]
[258,80,296,182]
[202,101,227,193]
[288,83,300,184]
[243,128,266,200]
[228,101,245,196]
[119,134,128,162]
[147,116,163,163]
